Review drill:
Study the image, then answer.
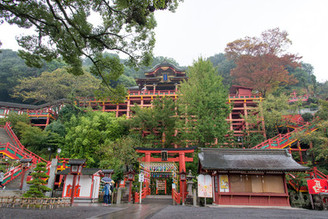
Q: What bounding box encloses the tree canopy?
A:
[0,0,181,99]
[12,68,101,103]
[178,58,230,147]
[225,28,301,96]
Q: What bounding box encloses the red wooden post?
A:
[70,174,77,206]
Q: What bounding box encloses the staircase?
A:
[142,195,173,205]
[0,123,50,187]
[0,128,15,146]
[252,123,317,150]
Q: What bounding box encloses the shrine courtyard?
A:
[1,202,327,219]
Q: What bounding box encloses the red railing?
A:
[252,123,317,150]
[310,167,328,180]
[2,164,24,185]
[172,188,181,205]
[3,122,24,150]
[128,90,177,96]
[134,187,151,203]
[0,142,47,164]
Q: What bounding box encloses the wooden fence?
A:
[0,196,70,209]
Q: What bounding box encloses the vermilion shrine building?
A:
[76,62,266,140]
[198,148,309,206]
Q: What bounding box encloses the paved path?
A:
[1,203,328,219]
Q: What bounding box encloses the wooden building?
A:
[58,168,102,201]
[198,148,309,206]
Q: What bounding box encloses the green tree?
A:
[207,53,235,87]
[5,112,30,138]
[23,162,51,198]
[0,0,181,98]
[12,68,101,103]
[0,49,65,102]
[62,111,128,167]
[259,94,295,138]
[178,58,231,147]
[130,96,178,147]
[97,136,142,181]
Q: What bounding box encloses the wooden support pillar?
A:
[179,152,186,198]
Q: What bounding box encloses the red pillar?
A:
[70,174,77,206]
[179,152,186,200]
[145,152,151,191]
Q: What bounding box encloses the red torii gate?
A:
[135,147,195,198]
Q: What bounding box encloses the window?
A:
[229,174,285,194]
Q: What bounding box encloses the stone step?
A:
[0,127,15,145]
[142,195,173,205]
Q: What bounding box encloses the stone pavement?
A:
[1,202,328,219]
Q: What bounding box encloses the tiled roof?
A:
[57,168,100,175]
[199,148,309,172]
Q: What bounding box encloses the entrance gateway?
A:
[135,147,195,200]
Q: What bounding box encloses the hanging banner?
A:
[307,179,328,194]
[219,175,229,192]
[198,174,213,198]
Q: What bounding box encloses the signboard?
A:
[219,175,229,192]
[139,173,144,182]
[307,179,328,194]
[156,180,166,191]
[198,174,213,198]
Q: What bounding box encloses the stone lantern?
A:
[186,170,195,197]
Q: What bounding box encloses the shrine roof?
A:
[144,61,186,74]
[57,168,101,175]
[199,148,309,172]
[0,99,70,110]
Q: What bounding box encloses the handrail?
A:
[0,141,48,164]
[2,164,25,185]
[4,122,24,149]
[252,122,317,149]
[172,188,180,205]
[134,187,150,203]
[2,123,48,163]
[310,167,328,180]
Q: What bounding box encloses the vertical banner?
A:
[219,175,229,192]
[307,179,328,194]
[198,174,213,198]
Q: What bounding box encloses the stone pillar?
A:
[116,187,122,204]
[45,159,58,197]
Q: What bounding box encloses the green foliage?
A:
[178,58,230,147]
[12,68,101,103]
[23,162,51,198]
[62,111,128,167]
[207,53,235,87]
[316,99,328,120]
[259,94,295,138]
[16,122,49,151]
[0,49,66,102]
[5,112,30,138]
[0,0,181,98]
[302,113,313,122]
[130,96,179,147]
[97,136,142,181]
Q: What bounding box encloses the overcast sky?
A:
[0,0,327,82]
[153,0,328,82]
